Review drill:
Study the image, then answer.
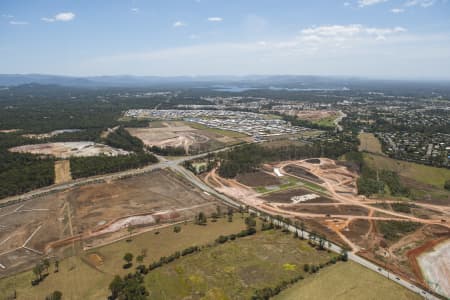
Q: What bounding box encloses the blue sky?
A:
[1,0,450,79]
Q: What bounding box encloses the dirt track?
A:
[201,158,450,292]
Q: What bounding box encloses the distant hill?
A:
[0,74,449,91]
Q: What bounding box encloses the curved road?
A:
[0,148,441,299]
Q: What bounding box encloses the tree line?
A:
[70,153,157,179]
[217,139,355,178]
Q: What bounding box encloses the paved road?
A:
[0,147,234,208]
[0,146,440,299]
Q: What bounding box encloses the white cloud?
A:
[207,17,223,22]
[390,8,405,13]
[344,2,351,6]
[55,12,75,21]
[41,12,75,23]
[358,0,388,7]
[301,24,406,42]
[2,14,14,18]
[83,29,450,79]
[131,8,140,13]
[173,21,186,28]
[405,0,435,7]
[9,20,28,25]
[41,17,55,23]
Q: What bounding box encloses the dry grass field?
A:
[0,218,248,300]
[54,160,72,184]
[143,230,337,300]
[275,261,421,300]
[358,132,384,154]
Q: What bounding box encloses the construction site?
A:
[126,121,248,154]
[200,157,450,294]
[0,169,223,277]
[9,142,130,158]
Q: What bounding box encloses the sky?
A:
[1,0,450,79]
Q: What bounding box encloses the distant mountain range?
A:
[0,74,449,90]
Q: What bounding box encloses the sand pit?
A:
[9,142,130,158]
[418,239,450,298]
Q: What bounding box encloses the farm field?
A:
[9,142,129,158]
[143,230,337,300]
[126,121,248,154]
[0,169,221,277]
[0,217,249,300]
[358,132,384,154]
[275,261,421,300]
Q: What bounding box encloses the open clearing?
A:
[0,169,221,277]
[0,217,248,299]
[54,160,72,184]
[358,132,384,154]
[143,230,337,300]
[275,261,421,300]
[294,110,339,122]
[126,121,248,154]
[9,142,129,158]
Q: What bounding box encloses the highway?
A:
[170,163,439,300]
[0,147,441,299]
[0,147,232,208]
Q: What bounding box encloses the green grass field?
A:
[300,179,328,194]
[275,261,421,300]
[254,176,301,194]
[0,216,248,300]
[364,153,450,189]
[143,230,337,299]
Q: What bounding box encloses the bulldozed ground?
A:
[0,169,221,277]
[9,142,130,158]
[201,157,450,293]
[126,121,249,154]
